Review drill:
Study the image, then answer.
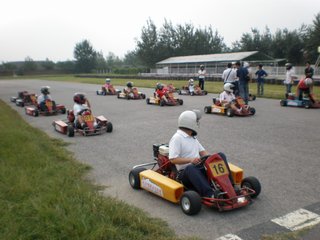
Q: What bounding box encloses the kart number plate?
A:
[209,161,229,177]
[83,115,94,122]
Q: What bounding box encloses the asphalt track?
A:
[1,79,319,240]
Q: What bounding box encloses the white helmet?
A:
[105,78,111,83]
[188,78,194,85]
[224,83,234,93]
[178,109,202,135]
[304,78,313,86]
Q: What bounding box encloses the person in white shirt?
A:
[73,93,94,128]
[219,83,242,113]
[197,65,207,90]
[37,86,54,111]
[284,63,295,96]
[169,110,230,198]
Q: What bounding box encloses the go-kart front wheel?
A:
[204,106,211,114]
[226,108,234,117]
[241,176,261,198]
[129,167,146,189]
[180,191,202,215]
[280,99,287,107]
[178,99,183,105]
[250,107,256,115]
[106,122,113,133]
[67,124,75,137]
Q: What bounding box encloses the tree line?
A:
[1,12,319,75]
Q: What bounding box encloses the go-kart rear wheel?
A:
[204,106,211,114]
[226,108,234,117]
[61,108,66,114]
[146,98,150,104]
[241,176,261,198]
[141,94,146,99]
[33,109,39,117]
[106,122,113,133]
[280,99,287,106]
[304,101,311,109]
[250,107,256,115]
[177,90,182,95]
[67,124,75,137]
[129,167,146,189]
[203,91,208,95]
[180,191,202,215]
[179,99,183,105]
[160,99,165,107]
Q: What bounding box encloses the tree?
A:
[23,56,37,72]
[73,40,97,73]
[304,12,320,63]
[95,51,107,73]
[41,58,55,70]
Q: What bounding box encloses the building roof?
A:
[156,51,275,65]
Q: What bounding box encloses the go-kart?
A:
[96,85,121,96]
[52,109,113,137]
[117,88,146,100]
[146,92,183,106]
[280,93,320,109]
[165,83,179,93]
[249,93,256,101]
[25,99,66,117]
[177,85,208,96]
[10,91,37,107]
[204,97,256,117]
[129,144,261,215]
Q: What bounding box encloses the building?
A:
[155,51,279,77]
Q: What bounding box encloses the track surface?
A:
[1,80,319,240]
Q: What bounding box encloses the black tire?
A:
[241,176,261,198]
[203,91,208,95]
[179,99,183,105]
[129,167,146,189]
[160,99,165,107]
[280,99,287,107]
[226,108,234,117]
[180,191,202,215]
[141,94,146,99]
[33,109,39,117]
[250,107,256,115]
[204,106,211,114]
[106,122,113,133]
[212,98,216,104]
[117,93,120,99]
[61,108,66,114]
[67,124,75,137]
[146,98,150,104]
[177,90,181,95]
[190,92,194,96]
[304,101,311,109]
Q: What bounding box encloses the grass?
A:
[0,99,190,240]
[1,74,319,100]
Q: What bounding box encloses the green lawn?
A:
[1,74,319,100]
[0,99,189,240]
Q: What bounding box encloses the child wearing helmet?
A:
[37,86,54,111]
[296,77,314,101]
[169,110,228,198]
[188,79,195,94]
[219,83,242,113]
[73,93,93,128]
[124,81,134,97]
[102,78,113,94]
[155,83,168,102]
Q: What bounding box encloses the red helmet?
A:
[73,93,86,104]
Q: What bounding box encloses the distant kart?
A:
[52,109,113,137]
[146,92,183,106]
[25,99,66,117]
[280,93,320,109]
[248,93,256,101]
[117,88,146,100]
[96,85,121,96]
[204,97,255,117]
[10,91,37,107]
[165,83,179,93]
[129,144,261,215]
[177,86,207,96]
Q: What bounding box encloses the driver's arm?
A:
[199,150,209,157]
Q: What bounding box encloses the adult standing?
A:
[235,61,250,104]
[284,63,295,96]
[304,61,314,79]
[222,62,238,95]
[197,65,207,90]
[255,64,268,96]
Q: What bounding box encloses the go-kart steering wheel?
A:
[194,155,210,166]
[79,108,90,115]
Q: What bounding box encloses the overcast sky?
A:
[1,0,319,62]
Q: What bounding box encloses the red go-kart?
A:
[10,91,37,107]
[129,144,261,215]
[25,99,66,117]
[52,109,113,137]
